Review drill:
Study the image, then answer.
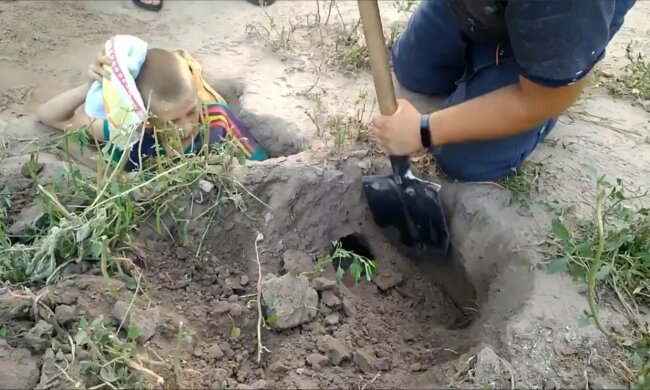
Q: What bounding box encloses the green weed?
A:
[599,43,650,105]
[548,174,650,387]
[314,240,378,284]
[499,161,542,214]
[328,91,374,153]
[0,121,250,285]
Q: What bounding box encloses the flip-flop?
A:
[132,0,163,12]
[244,0,276,6]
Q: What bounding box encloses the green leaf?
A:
[546,259,569,274]
[100,366,119,383]
[266,315,278,326]
[595,265,612,281]
[633,349,647,369]
[127,325,139,341]
[230,326,241,339]
[90,241,103,259]
[74,330,89,346]
[551,219,571,242]
[335,266,345,283]
[78,360,92,373]
[349,262,362,282]
[0,325,6,339]
[574,242,594,258]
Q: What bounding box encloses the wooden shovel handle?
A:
[357,0,397,116]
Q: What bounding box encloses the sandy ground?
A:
[1,1,649,389]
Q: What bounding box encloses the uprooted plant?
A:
[0,120,253,286]
[548,173,650,388]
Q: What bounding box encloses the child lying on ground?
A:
[37,35,268,172]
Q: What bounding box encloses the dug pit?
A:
[133,150,537,388]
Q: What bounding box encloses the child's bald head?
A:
[135,48,201,152]
[135,48,195,114]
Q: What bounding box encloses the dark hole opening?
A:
[329,233,374,274]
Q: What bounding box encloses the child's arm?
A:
[36,82,103,138]
[36,51,111,140]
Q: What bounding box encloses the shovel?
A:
[357,0,450,260]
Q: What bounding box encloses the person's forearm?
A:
[36,82,90,126]
[429,75,587,146]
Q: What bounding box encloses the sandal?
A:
[244,0,276,6]
[132,0,163,12]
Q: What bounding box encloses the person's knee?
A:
[433,120,554,182]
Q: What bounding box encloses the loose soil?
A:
[1,1,649,389]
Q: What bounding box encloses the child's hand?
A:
[88,52,111,83]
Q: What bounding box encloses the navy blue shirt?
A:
[448,0,637,87]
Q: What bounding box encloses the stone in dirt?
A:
[373,271,404,291]
[207,344,225,360]
[111,300,159,344]
[354,347,391,373]
[316,335,351,365]
[6,203,45,236]
[0,340,40,390]
[261,273,318,330]
[320,289,341,308]
[282,249,314,274]
[23,320,53,353]
[306,353,329,369]
[324,312,340,326]
[311,277,337,291]
[472,347,509,386]
[54,304,76,325]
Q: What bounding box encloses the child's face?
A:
[152,92,200,146]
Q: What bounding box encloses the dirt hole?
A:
[214,78,306,157]
[329,233,374,272]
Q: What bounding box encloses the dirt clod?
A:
[207,344,225,360]
[324,312,340,326]
[306,353,329,369]
[316,335,351,366]
[111,301,159,344]
[261,273,318,330]
[54,304,76,325]
[23,320,52,353]
[473,347,510,387]
[282,250,314,274]
[0,340,40,389]
[353,347,391,373]
[320,289,341,308]
[373,271,404,291]
[311,277,337,291]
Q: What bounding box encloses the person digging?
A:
[371,0,636,182]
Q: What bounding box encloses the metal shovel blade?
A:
[362,157,449,261]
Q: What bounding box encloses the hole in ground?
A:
[329,233,375,286]
[212,78,306,158]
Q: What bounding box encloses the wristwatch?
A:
[420,114,432,149]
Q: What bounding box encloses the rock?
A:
[473,347,508,385]
[311,277,336,291]
[282,250,313,274]
[240,275,250,286]
[54,305,76,325]
[261,273,318,330]
[199,179,215,193]
[341,299,357,317]
[354,348,377,373]
[111,301,159,344]
[23,320,53,353]
[410,362,424,372]
[0,340,40,389]
[316,335,351,365]
[213,301,232,315]
[306,353,329,369]
[207,344,224,360]
[6,203,45,236]
[320,290,341,308]
[324,313,340,326]
[225,277,245,293]
[250,379,268,389]
[373,271,403,291]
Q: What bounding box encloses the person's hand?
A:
[88,51,111,83]
[371,98,423,156]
